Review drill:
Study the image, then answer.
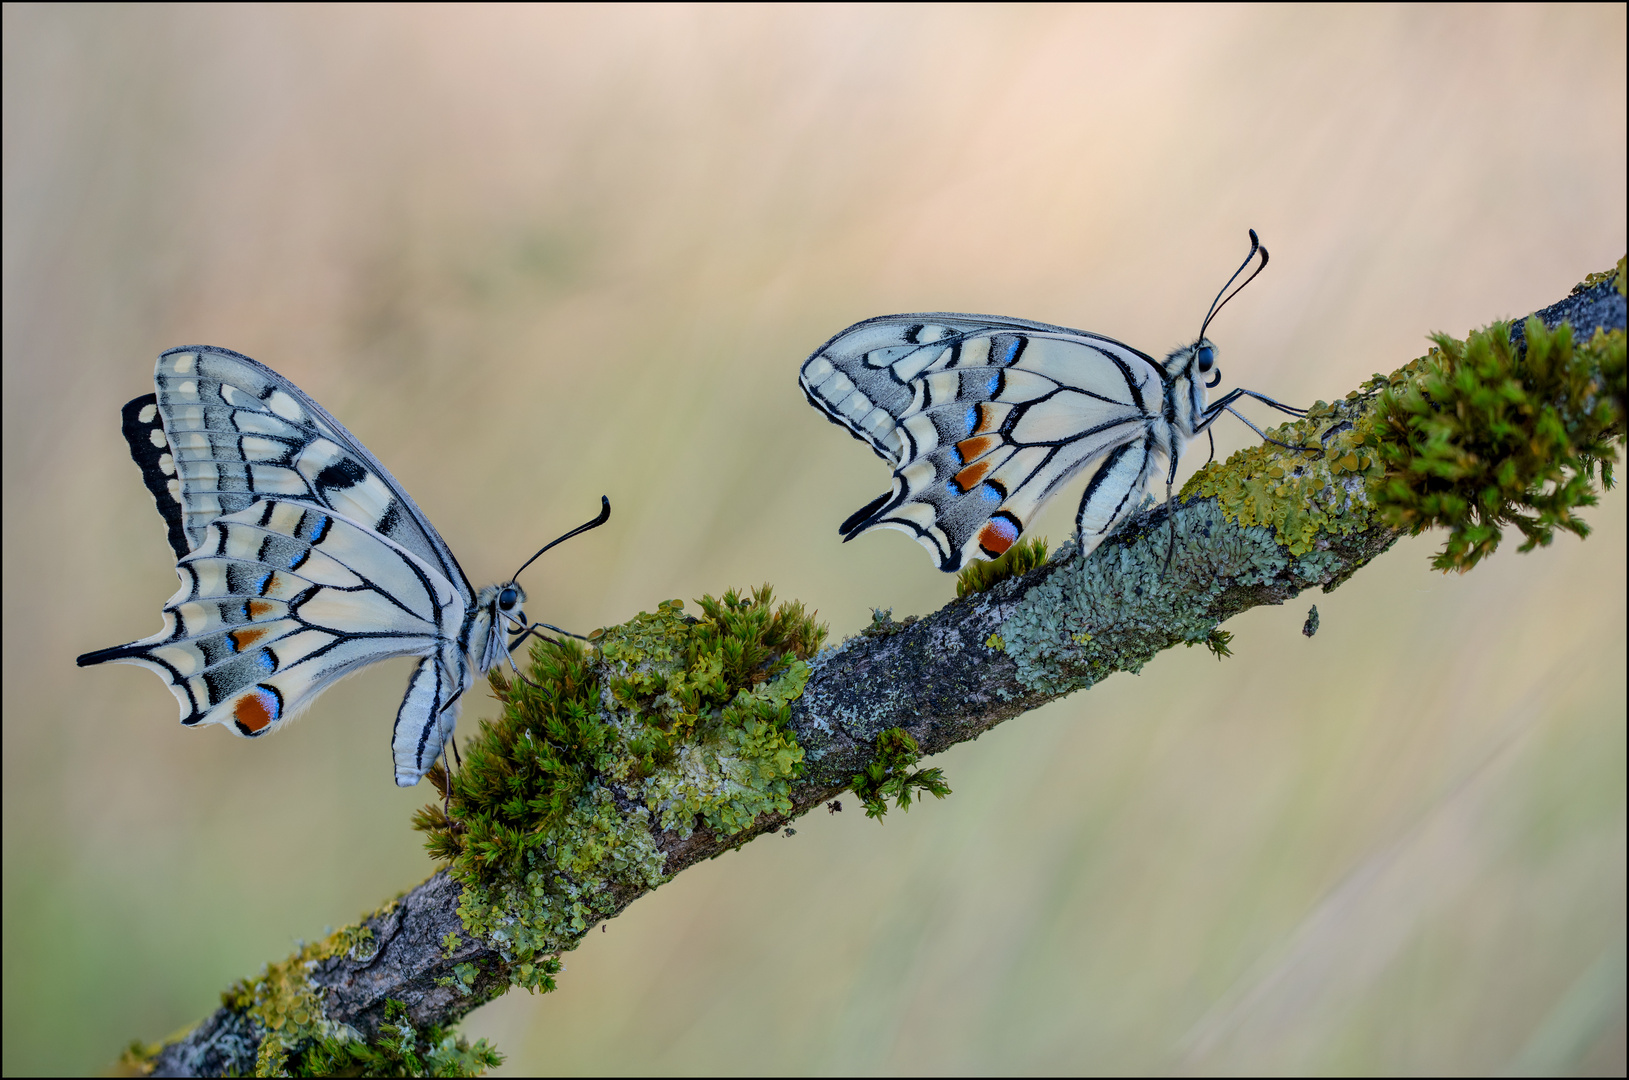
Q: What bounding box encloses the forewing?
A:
[77,499,466,739]
[149,346,472,599]
[809,318,1161,570]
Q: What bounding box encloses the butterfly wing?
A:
[77,498,469,785]
[140,346,473,603]
[800,315,1163,570]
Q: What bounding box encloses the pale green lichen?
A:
[999,499,1296,695]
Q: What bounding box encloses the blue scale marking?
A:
[256,649,277,673]
[964,405,978,436]
[978,483,1003,506]
[993,336,1023,366]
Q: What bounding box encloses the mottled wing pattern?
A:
[800,315,1163,570]
[77,498,469,785]
[145,346,472,599]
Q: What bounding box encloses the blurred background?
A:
[3,4,1624,1075]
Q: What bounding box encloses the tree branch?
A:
[141,270,1625,1077]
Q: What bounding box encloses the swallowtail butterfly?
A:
[799,230,1304,571]
[76,346,609,787]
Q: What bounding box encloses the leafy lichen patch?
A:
[998,499,1295,695]
[1180,395,1381,557]
[413,585,825,994]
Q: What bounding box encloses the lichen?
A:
[1180,395,1381,557]
[999,499,1295,695]
[955,535,1050,597]
[413,585,826,994]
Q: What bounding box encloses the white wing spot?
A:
[170,353,196,374]
[149,428,168,448]
[138,403,158,423]
[803,357,834,386]
[178,380,198,396]
[266,390,305,422]
[167,478,182,499]
[159,453,176,476]
[839,390,873,421]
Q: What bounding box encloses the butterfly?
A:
[798,230,1306,572]
[76,346,609,786]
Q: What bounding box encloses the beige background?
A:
[3,4,1624,1075]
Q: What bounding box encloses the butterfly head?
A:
[471,582,530,673]
[1163,337,1221,433]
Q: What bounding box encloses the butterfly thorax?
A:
[470,582,528,674]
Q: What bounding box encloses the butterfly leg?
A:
[1163,448,1182,573]
[1075,436,1155,558]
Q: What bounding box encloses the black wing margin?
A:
[121,393,190,558]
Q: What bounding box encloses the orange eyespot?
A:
[234,692,274,734]
[229,628,269,650]
[955,435,999,463]
[953,460,993,492]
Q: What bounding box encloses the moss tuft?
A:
[956,535,1050,597]
[1363,316,1624,571]
[1185,627,1233,660]
[290,1000,503,1077]
[850,727,952,820]
[414,585,825,993]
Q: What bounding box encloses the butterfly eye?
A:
[498,587,518,610]
[1196,346,1216,373]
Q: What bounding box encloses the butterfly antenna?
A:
[1198,229,1269,342]
[509,496,611,584]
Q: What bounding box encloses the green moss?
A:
[414,585,826,994]
[956,535,1050,597]
[1185,627,1233,660]
[1364,314,1624,571]
[291,1000,502,1077]
[850,727,951,820]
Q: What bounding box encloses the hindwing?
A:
[801,315,1163,570]
[134,346,473,602]
[77,499,469,769]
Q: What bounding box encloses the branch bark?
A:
[146,273,1626,1077]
